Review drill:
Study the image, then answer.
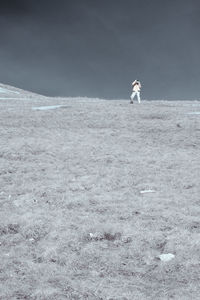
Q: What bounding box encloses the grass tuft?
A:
[21,222,50,242]
[0,223,20,235]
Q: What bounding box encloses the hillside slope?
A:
[0,83,47,99]
[0,91,200,299]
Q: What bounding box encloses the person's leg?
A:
[136,91,141,103]
[130,92,136,103]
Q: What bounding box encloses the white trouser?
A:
[130,91,141,103]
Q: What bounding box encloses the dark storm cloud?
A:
[0,0,200,99]
[0,0,31,15]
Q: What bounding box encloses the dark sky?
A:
[0,0,200,99]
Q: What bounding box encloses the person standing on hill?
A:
[130,79,141,104]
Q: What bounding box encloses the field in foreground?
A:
[0,93,200,299]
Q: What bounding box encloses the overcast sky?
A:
[0,0,200,99]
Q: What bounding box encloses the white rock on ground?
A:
[140,190,156,194]
[159,253,175,262]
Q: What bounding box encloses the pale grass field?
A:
[0,87,200,299]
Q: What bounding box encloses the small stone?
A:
[159,253,175,262]
[140,190,156,194]
[122,236,132,243]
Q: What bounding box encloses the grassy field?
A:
[0,96,200,299]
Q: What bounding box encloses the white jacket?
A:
[132,80,141,92]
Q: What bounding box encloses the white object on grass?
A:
[183,103,200,107]
[32,105,65,111]
[159,253,175,262]
[0,87,20,94]
[187,112,200,115]
[140,189,156,194]
[0,98,28,100]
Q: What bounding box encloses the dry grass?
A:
[0,96,200,299]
